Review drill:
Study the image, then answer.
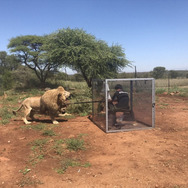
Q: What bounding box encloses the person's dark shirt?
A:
[112,90,129,109]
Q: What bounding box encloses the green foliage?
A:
[53,139,65,156]
[8,29,130,88]
[56,159,78,174]
[12,65,40,89]
[1,71,15,90]
[42,129,56,136]
[21,124,46,131]
[8,35,60,87]
[152,66,166,79]
[18,176,43,187]
[19,167,31,175]
[174,87,188,97]
[65,83,92,116]
[65,137,85,151]
[56,158,91,174]
[29,139,48,165]
[31,139,48,150]
[169,70,179,79]
[155,86,188,97]
[155,88,167,94]
[67,102,92,116]
[0,51,20,74]
[46,28,130,87]
[0,105,13,125]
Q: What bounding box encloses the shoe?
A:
[114,123,121,129]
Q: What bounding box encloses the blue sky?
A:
[0,0,188,73]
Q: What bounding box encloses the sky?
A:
[0,0,188,74]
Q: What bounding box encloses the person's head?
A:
[115,84,123,91]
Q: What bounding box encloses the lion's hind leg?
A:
[29,110,37,121]
[22,105,32,124]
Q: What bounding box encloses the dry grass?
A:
[155,78,188,88]
[155,78,188,97]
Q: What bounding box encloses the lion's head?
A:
[40,86,70,115]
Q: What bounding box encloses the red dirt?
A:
[0,95,188,188]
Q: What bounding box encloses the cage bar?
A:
[92,78,155,133]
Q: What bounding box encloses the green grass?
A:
[56,158,91,174]
[18,176,43,187]
[42,129,56,136]
[52,80,88,90]
[53,139,65,156]
[21,124,57,137]
[19,167,31,175]
[29,139,49,165]
[155,86,188,97]
[155,88,166,94]
[65,137,85,151]
[21,123,47,130]
[31,139,48,147]
[155,78,188,88]
[0,106,13,125]
[155,78,188,97]
[5,95,21,105]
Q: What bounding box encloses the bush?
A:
[1,71,15,90]
[155,88,167,94]
[0,106,13,125]
[65,137,85,151]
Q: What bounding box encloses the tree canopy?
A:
[0,51,20,90]
[152,66,166,79]
[8,35,61,86]
[0,51,20,74]
[8,28,130,87]
[46,28,130,87]
[169,70,178,78]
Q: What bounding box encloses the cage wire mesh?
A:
[92,78,155,133]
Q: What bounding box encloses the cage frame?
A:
[104,78,155,133]
[92,78,155,133]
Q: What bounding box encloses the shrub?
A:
[0,106,13,125]
[65,137,85,151]
[155,88,167,94]
[1,71,15,90]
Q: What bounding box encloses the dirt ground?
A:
[0,95,188,188]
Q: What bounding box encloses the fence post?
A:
[168,71,170,93]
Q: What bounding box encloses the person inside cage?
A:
[108,84,129,127]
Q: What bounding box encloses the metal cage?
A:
[92,78,155,133]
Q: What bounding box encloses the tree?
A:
[8,35,60,87]
[0,51,20,74]
[169,70,178,79]
[1,71,14,90]
[0,51,7,74]
[152,66,166,79]
[46,28,130,87]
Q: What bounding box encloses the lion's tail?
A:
[12,104,23,116]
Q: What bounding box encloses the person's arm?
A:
[112,91,118,102]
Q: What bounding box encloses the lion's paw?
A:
[52,120,59,124]
[25,121,31,124]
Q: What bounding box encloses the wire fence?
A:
[155,78,188,95]
[155,78,188,88]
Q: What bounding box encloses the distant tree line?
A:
[118,66,188,79]
[151,67,188,79]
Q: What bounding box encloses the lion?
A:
[13,86,70,124]
[13,96,42,124]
